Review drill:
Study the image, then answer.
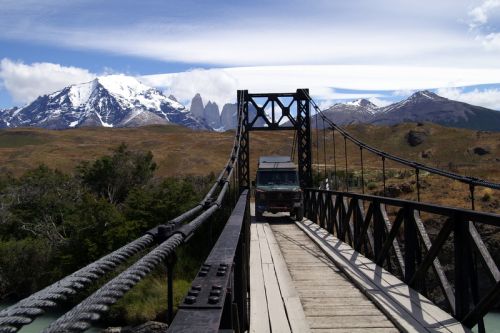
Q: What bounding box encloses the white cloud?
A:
[142,69,238,110]
[480,32,500,50]
[368,97,392,107]
[467,0,500,50]
[436,87,500,110]
[0,58,96,104]
[392,89,415,97]
[222,65,500,93]
[468,0,500,28]
[318,100,335,111]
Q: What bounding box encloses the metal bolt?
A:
[208,296,219,304]
[188,291,199,297]
[192,285,202,291]
[210,290,221,296]
[184,296,197,304]
[212,285,223,290]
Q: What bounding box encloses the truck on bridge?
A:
[253,156,304,221]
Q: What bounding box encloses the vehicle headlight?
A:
[294,193,301,199]
[260,193,266,199]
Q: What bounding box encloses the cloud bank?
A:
[1,58,498,111]
[0,58,96,104]
[437,87,500,110]
[141,69,238,109]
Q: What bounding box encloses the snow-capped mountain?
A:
[0,75,212,131]
[311,98,382,127]
[369,90,498,129]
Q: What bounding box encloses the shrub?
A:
[367,182,378,190]
[483,189,492,202]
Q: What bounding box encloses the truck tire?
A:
[295,207,304,221]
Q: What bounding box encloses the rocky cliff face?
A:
[204,101,221,129]
[221,103,237,129]
[189,93,205,119]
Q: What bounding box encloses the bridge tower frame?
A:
[237,89,312,193]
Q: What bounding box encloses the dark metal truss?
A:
[237,89,312,192]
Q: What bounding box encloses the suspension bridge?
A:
[1,89,500,332]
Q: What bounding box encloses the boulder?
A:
[406,128,430,147]
[467,146,492,156]
[421,148,434,159]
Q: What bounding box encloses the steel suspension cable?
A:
[315,110,320,186]
[323,117,327,183]
[360,147,365,194]
[332,127,338,190]
[345,136,349,192]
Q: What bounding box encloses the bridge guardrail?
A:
[168,190,250,333]
[304,188,500,331]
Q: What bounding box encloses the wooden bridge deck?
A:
[249,210,471,332]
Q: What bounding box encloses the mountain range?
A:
[313,91,500,132]
[1,75,499,132]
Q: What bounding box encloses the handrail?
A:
[168,190,250,332]
[304,187,500,330]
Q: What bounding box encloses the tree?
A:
[124,176,199,230]
[77,142,158,204]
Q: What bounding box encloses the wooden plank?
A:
[301,298,373,307]
[307,315,396,329]
[296,219,472,333]
[249,223,270,333]
[257,223,273,265]
[310,328,400,333]
[263,223,311,333]
[303,306,385,317]
[262,262,291,333]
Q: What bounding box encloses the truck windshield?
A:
[257,171,298,185]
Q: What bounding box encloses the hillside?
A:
[0,122,499,183]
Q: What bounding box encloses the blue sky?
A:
[0,0,499,111]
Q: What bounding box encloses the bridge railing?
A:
[304,188,500,331]
[168,190,250,333]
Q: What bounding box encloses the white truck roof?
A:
[258,156,296,170]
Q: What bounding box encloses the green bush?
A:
[367,182,378,190]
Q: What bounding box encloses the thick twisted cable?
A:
[303,89,500,191]
[41,233,184,333]
[0,234,154,333]
[40,170,235,332]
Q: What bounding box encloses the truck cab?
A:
[254,156,304,221]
